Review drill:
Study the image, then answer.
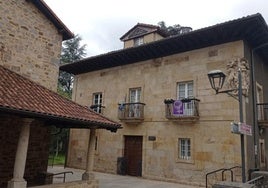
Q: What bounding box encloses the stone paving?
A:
[47,166,202,188]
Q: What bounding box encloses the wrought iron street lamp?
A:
[207,69,246,183]
[207,70,226,94]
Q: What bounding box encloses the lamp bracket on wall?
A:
[216,89,239,101]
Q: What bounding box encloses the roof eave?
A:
[0,106,121,132]
[61,13,268,75]
[28,0,74,40]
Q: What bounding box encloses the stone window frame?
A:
[176,80,195,115]
[94,131,99,155]
[256,82,264,120]
[92,92,103,114]
[175,135,194,164]
[259,138,265,168]
[129,87,142,103]
[177,80,194,99]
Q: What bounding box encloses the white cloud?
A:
[44,0,268,56]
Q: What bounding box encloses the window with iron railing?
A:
[118,88,145,123]
[91,93,104,113]
[164,81,200,121]
[164,98,200,120]
[118,102,145,121]
[257,103,268,122]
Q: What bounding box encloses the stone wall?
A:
[68,41,246,185]
[0,115,50,188]
[0,1,68,187]
[0,115,20,188]
[0,0,63,91]
[25,121,50,186]
[66,129,89,169]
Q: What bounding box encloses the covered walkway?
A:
[0,65,121,187]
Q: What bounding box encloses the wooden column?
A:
[82,128,96,180]
[8,118,33,188]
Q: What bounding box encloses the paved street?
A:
[47,166,202,188]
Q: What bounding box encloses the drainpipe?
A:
[250,42,268,169]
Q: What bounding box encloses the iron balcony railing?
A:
[90,104,105,114]
[118,102,145,123]
[164,98,200,120]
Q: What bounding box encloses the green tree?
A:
[50,35,87,162]
[58,34,87,99]
[158,21,192,37]
[49,127,69,157]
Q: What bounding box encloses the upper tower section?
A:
[0,0,73,91]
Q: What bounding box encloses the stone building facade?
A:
[0,0,72,187]
[0,0,68,91]
[66,41,244,185]
[61,14,268,186]
[1,1,121,188]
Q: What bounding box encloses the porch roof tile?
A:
[0,66,121,132]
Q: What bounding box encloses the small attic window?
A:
[134,37,144,46]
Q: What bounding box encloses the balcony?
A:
[164,98,200,122]
[118,102,145,124]
[257,103,268,127]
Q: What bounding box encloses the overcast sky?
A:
[44,0,268,57]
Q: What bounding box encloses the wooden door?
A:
[124,136,142,176]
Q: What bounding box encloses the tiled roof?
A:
[0,66,121,132]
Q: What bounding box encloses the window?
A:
[134,37,144,46]
[95,136,98,151]
[129,88,141,103]
[177,81,193,99]
[92,93,102,113]
[178,138,191,160]
[259,139,265,167]
[129,88,141,117]
[177,81,194,115]
[94,132,99,154]
[256,83,263,120]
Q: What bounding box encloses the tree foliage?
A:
[49,127,69,157]
[61,34,87,63]
[58,34,87,99]
[158,21,192,37]
[51,34,87,159]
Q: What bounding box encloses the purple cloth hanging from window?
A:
[173,100,183,115]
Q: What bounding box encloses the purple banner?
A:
[173,100,183,115]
